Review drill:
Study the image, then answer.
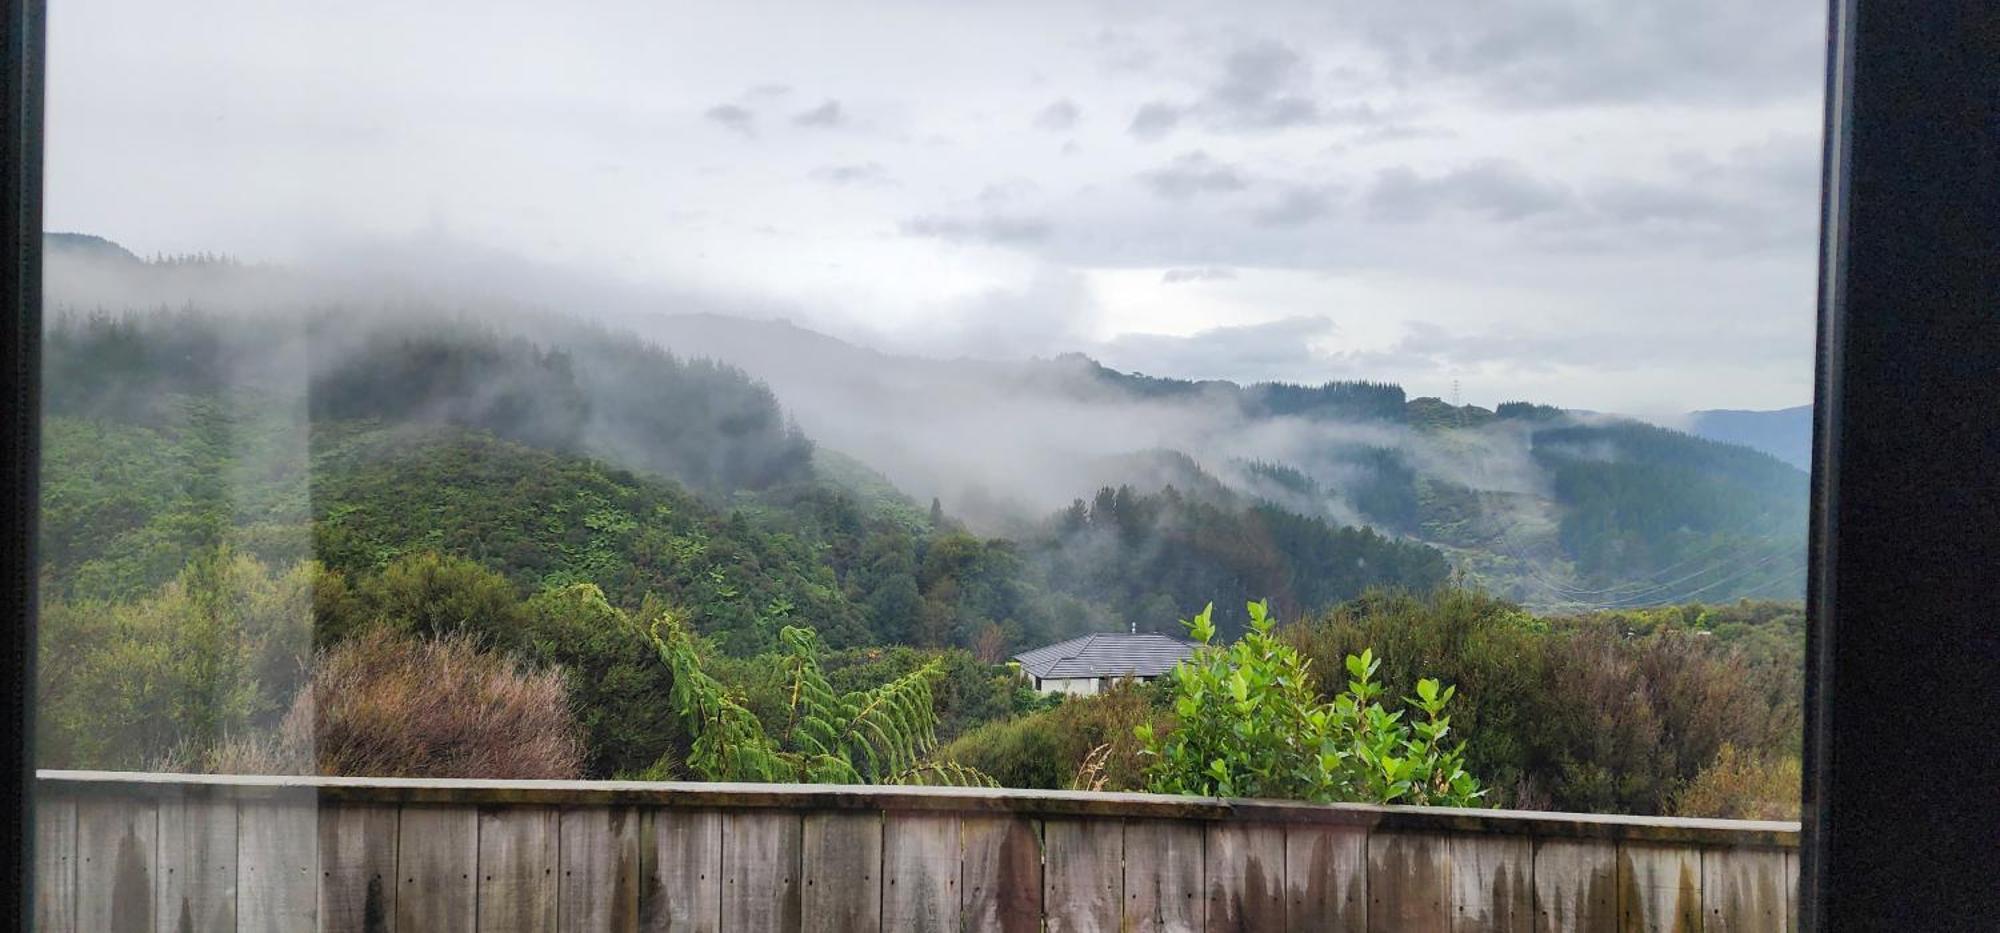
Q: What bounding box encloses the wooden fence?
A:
[33,770,1798,932]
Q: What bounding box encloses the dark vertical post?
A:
[1804,0,2000,928]
[0,0,42,930]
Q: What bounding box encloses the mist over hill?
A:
[41,235,1807,611]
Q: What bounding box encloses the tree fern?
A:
[646,611,991,786]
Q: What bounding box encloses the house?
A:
[1011,632,1200,696]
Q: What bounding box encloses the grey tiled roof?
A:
[1011,633,1201,680]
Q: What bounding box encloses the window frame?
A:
[5,0,1999,928]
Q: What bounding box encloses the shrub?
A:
[942,681,1162,790]
[278,627,582,778]
[1672,744,1801,820]
[519,583,684,778]
[1137,600,1485,806]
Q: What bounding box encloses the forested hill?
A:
[42,236,1806,613]
[637,313,1809,607]
[40,301,1449,652]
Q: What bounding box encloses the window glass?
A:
[37,0,1822,873]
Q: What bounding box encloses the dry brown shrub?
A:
[1672,744,1802,821]
[189,627,584,778]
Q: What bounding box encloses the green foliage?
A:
[1137,600,1485,807]
[942,683,1156,791]
[646,612,991,786]
[1042,485,1449,640]
[38,548,313,769]
[1289,588,1801,814]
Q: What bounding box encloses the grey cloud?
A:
[1095,316,1336,383]
[1127,101,1184,140]
[793,99,844,127]
[1253,185,1339,227]
[1203,40,1326,130]
[1341,0,1824,108]
[902,213,1052,245]
[1366,160,1570,222]
[1130,38,1393,138]
[703,104,756,135]
[745,83,792,99]
[810,162,893,186]
[1161,266,1237,283]
[1139,151,1250,200]
[1034,98,1081,131]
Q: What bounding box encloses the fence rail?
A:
[33,770,1799,932]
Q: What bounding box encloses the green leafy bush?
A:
[1136,600,1484,806]
[942,681,1159,790]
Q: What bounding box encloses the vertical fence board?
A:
[884,813,959,933]
[241,794,320,933]
[1367,832,1449,933]
[1124,820,1204,933]
[76,793,156,933]
[560,806,639,933]
[320,802,399,933]
[720,810,801,933]
[481,806,559,933]
[1207,822,1286,933]
[396,805,476,933]
[961,816,1041,933]
[1450,834,1532,932]
[801,811,882,933]
[1782,852,1797,933]
[158,791,237,933]
[1284,824,1366,933]
[641,808,721,933]
[1617,844,1700,933]
[1699,849,1785,933]
[1044,818,1121,933]
[34,794,77,933]
[1531,839,1616,933]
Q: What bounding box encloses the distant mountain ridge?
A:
[1686,405,1812,470]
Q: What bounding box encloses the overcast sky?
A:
[45,0,1827,416]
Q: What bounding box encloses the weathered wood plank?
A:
[33,794,77,933]
[76,793,156,933]
[1124,819,1204,933]
[481,806,559,933]
[1207,822,1286,933]
[1782,851,1797,933]
[1367,832,1450,933]
[396,804,476,933]
[719,810,802,933]
[1699,848,1785,933]
[319,801,399,933]
[1617,843,1700,933]
[1285,823,1366,933]
[1044,817,1121,933]
[560,806,640,933]
[241,794,320,933]
[640,808,722,933]
[798,811,881,933]
[960,816,1041,933]
[158,790,237,933]
[1531,839,1616,933]
[1449,833,1532,932]
[883,813,958,933]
